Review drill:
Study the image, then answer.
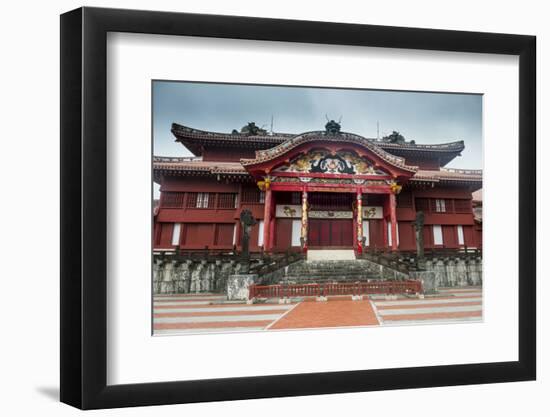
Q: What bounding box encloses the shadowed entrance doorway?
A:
[307,192,354,248]
[308,219,353,247]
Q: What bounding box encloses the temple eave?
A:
[171,122,467,156]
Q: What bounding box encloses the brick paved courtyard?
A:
[153,286,482,335]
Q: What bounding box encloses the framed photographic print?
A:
[60,6,536,410]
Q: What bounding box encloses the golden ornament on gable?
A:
[257,177,272,191]
[389,181,402,194]
[277,149,387,176]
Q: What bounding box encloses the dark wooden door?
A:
[368,219,385,249]
[309,219,353,247]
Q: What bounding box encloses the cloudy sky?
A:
[153,81,482,197]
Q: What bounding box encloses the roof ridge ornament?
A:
[324,118,342,135]
[233,121,268,136]
[382,130,407,143]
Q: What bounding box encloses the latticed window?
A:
[290,192,301,205]
[309,192,353,210]
[186,193,197,208]
[454,199,472,213]
[160,192,184,208]
[217,193,238,209]
[241,188,263,204]
[186,192,214,208]
[434,199,446,212]
[396,192,413,208]
[415,198,430,211]
[196,192,211,208]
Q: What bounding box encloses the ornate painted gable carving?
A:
[274,150,388,176]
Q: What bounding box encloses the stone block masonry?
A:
[227,274,257,301]
[153,254,482,295]
[424,257,483,287]
[153,258,246,295]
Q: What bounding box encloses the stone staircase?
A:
[278,259,382,283]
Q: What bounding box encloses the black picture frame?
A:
[60,6,536,410]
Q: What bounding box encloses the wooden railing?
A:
[248,280,422,300]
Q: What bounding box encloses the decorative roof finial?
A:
[324,117,341,135]
[382,130,406,143]
[238,122,267,136]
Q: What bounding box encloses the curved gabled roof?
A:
[375,140,464,166]
[171,123,465,164]
[376,140,465,152]
[240,131,418,174]
[171,123,294,155]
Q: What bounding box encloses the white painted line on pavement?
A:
[382,316,483,324]
[154,305,293,314]
[153,301,214,306]
[153,327,266,335]
[374,297,481,307]
[377,305,482,316]
[154,314,283,324]
[265,302,302,330]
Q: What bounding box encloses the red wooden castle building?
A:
[153,121,482,255]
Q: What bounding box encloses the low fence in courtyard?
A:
[248,280,422,300]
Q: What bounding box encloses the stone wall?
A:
[422,256,483,287]
[153,254,483,295]
[227,274,257,301]
[359,258,410,281]
[153,257,248,294]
